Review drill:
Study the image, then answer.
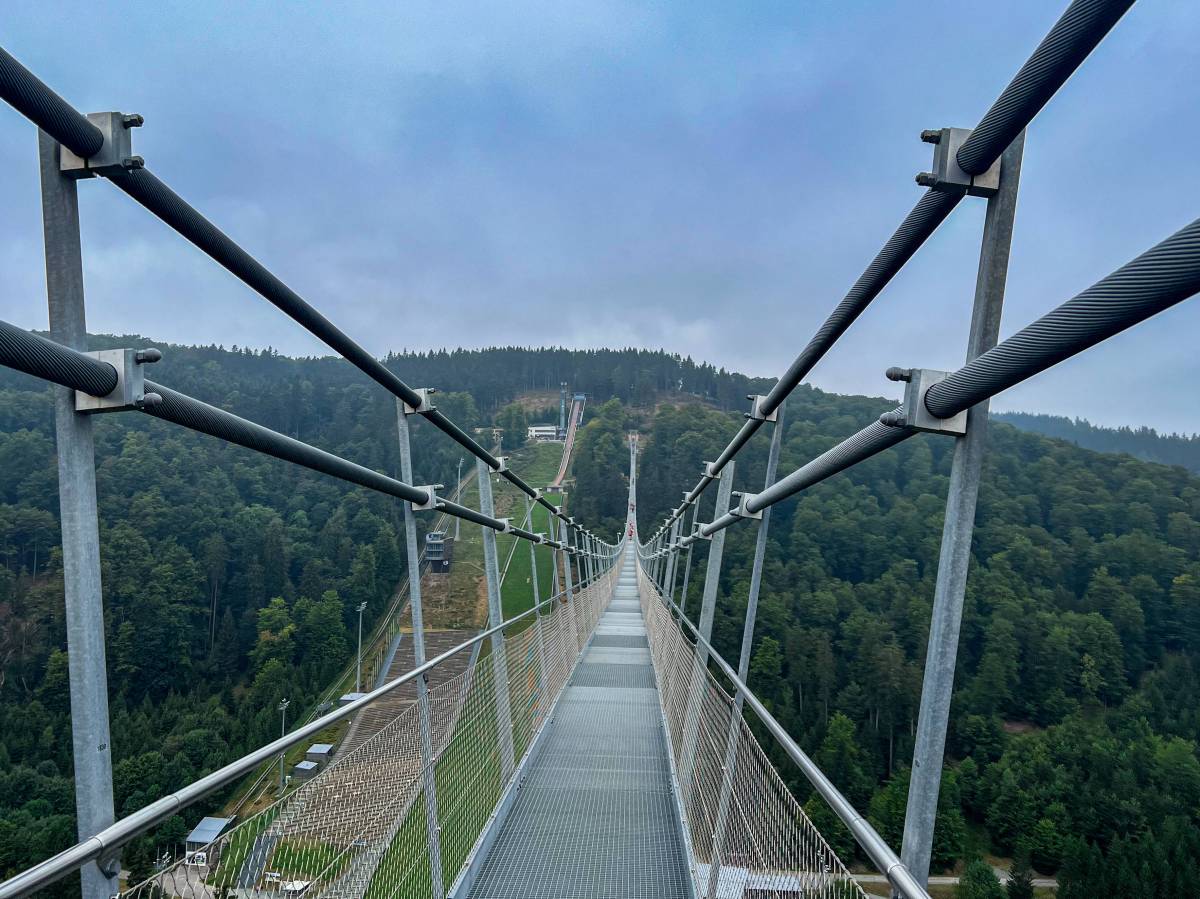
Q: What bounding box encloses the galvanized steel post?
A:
[678,460,736,800]
[706,404,787,898]
[664,516,684,606]
[900,132,1025,890]
[396,403,446,897]
[677,501,701,621]
[38,129,118,899]
[477,458,516,777]
[548,507,563,600]
[560,520,581,650]
[696,460,735,658]
[524,495,550,714]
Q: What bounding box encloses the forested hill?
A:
[997,411,1200,473]
[572,387,1200,895]
[0,338,763,890]
[2,336,1198,896]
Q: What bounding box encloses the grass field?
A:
[442,441,569,629]
[363,635,551,898]
[215,440,580,898]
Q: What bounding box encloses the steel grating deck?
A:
[466,550,692,898]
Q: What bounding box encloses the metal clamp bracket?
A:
[730,492,763,520]
[916,127,1001,198]
[402,387,437,415]
[703,460,721,479]
[496,517,513,533]
[746,394,778,423]
[883,367,968,436]
[693,524,713,542]
[412,485,441,511]
[75,348,162,413]
[533,532,547,545]
[494,456,508,473]
[60,111,143,178]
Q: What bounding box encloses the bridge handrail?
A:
[653,0,1135,540]
[0,315,608,554]
[637,551,931,899]
[654,214,1200,546]
[0,48,583,539]
[0,554,618,899]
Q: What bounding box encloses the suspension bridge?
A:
[0,0,1195,896]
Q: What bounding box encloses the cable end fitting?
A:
[885,367,913,383]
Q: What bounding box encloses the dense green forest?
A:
[4,338,1200,896]
[0,341,763,891]
[998,411,1200,474]
[591,387,1200,896]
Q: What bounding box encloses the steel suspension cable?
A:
[663,0,1136,531]
[924,215,1200,419]
[956,0,1136,175]
[0,45,576,533]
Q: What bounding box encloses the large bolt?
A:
[135,348,162,364]
[885,367,913,382]
[915,172,938,188]
[920,129,942,144]
[879,410,906,427]
[121,113,144,129]
[121,155,145,170]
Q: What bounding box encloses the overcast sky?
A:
[2,2,1198,432]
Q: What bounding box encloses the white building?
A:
[527,424,560,442]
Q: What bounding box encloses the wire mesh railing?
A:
[0,0,1194,896]
[637,559,868,899]
[117,560,619,899]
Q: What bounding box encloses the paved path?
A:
[467,548,691,898]
[852,868,1058,889]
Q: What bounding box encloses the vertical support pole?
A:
[524,496,549,717]
[900,132,1025,890]
[664,517,684,605]
[477,458,517,778]
[355,601,366,694]
[678,502,702,621]
[38,129,118,899]
[583,534,596,626]
[560,521,581,651]
[706,404,787,899]
[548,508,562,601]
[278,699,289,794]
[455,457,463,540]
[695,461,735,658]
[396,404,445,897]
[678,461,736,800]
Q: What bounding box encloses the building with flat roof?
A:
[306,743,334,765]
[185,817,231,854]
[426,531,453,573]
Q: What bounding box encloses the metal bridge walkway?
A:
[465,547,692,898]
